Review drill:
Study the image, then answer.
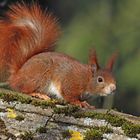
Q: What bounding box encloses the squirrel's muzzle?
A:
[102,83,116,96]
[109,84,116,93]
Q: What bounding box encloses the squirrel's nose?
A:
[110,84,116,92]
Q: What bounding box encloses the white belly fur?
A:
[48,82,63,99]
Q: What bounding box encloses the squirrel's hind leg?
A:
[28,92,50,100]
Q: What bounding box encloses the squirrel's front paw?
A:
[72,101,95,109]
[80,101,96,109]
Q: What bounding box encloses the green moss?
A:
[15,115,25,121]
[74,111,140,138]
[31,99,53,108]
[73,111,126,127]
[0,90,67,109]
[0,92,56,108]
[84,126,113,140]
[85,126,113,140]
[16,95,32,104]
[53,105,80,115]
[84,129,102,140]
[122,122,140,138]
[54,99,67,105]
[73,111,104,119]
[0,92,32,104]
[104,114,126,127]
[98,126,113,133]
[36,126,47,133]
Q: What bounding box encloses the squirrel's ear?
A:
[106,51,118,71]
[89,48,100,72]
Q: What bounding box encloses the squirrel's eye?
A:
[97,76,104,83]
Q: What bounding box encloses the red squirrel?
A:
[0,3,117,108]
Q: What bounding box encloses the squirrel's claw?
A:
[72,101,96,109]
[80,101,96,109]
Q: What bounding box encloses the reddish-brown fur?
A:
[0,3,60,76]
[0,3,117,108]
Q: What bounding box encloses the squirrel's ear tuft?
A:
[89,48,100,73]
[106,51,118,71]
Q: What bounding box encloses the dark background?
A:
[0,0,140,116]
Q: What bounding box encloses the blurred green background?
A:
[0,0,140,116]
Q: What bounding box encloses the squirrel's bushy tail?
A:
[0,2,60,80]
